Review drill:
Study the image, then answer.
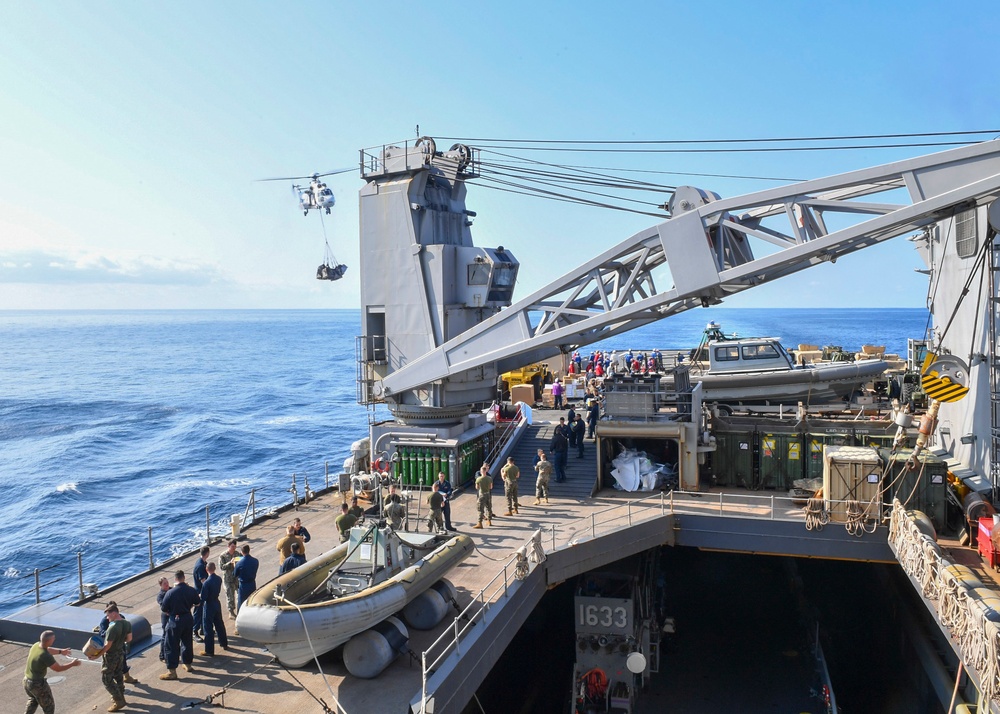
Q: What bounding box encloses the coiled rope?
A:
[889,499,1000,704]
[803,497,829,531]
[514,529,547,580]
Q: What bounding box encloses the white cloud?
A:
[0,249,223,286]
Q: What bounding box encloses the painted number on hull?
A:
[579,604,627,629]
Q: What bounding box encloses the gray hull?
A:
[696,359,888,405]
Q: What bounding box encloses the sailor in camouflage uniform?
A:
[534,452,553,504]
[472,464,495,529]
[94,604,131,712]
[23,630,80,714]
[501,457,520,515]
[218,539,239,618]
[426,482,445,533]
[385,484,406,530]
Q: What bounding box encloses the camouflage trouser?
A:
[536,476,550,500]
[23,678,54,714]
[476,493,494,523]
[427,507,444,532]
[224,577,237,615]
[387,502,406,530]
[504,481,519,510]
[102,649,125,704]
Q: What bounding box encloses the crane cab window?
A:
[468,263,490,285]
[955,208,977,258]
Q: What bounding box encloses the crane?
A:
[358,139,1000,411]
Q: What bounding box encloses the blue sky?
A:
[1,1,997,310]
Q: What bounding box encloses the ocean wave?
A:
[55,482,81,495]
[144,475,258,495]
[261,415,311,426]
[4,567,20,578]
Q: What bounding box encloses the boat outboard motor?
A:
[343,616,409,679]
[402,579,457,630]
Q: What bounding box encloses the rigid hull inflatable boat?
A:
[235,523,474,667]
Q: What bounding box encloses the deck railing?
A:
[483,402,531,473]
[0,467,338,616]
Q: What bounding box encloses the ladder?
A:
[990,232,1000,493]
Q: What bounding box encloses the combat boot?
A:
[123,672,139,684]
[514,505,519,514]
[182,663,194,672]
[159,669,177,680]
[108,701,126,713]
[472,523,483,529]
[504,510,513,516]
[488,519,493,526]
[545,498,550,504]
[533,499,541,505]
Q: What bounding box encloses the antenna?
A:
[415,124,419,138]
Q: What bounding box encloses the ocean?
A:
[0,307,929,617]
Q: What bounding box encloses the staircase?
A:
[504,411,597,502]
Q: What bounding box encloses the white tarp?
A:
[612,448,676,492]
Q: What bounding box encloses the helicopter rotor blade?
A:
[256,175,314,182]
[313,167,356,178]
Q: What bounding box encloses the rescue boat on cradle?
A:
[678,323,889,405]
[235,522,473,670]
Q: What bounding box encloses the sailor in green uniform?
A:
[472,464,495,529]
[92,603,131,712]
[426,482,445,533]
[348,496,365,521]
[23,630,80,714]
[336,502,357,542]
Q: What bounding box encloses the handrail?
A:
[0,468,334,617]
[483,403,529,470]
[420,550,524,713]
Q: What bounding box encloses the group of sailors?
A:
[567,348,665,379]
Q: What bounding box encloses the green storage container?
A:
[807,432,852,480]
[879,448,948,530]
[712,431,754,488]
[759,432,804,491]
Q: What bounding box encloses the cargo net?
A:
[889,499,1000,704]
[316,211,347,281]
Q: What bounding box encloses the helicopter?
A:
[258,168,354,216]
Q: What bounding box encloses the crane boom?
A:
[377,141,1000,400]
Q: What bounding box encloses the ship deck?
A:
[2,411,998,714]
